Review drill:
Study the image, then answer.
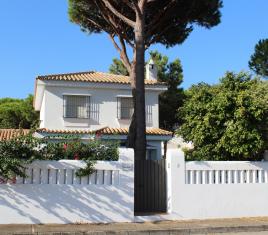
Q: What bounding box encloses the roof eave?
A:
[100,134,172,141]
[35,79,167,91]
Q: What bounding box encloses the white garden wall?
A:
[2,148,268,224]
[0,148,134,224]
[167,150,268,220]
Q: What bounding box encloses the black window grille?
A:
[117,97,153,122]
[63,95,90,119]
[117,97,134,119]
[146,105,153,124]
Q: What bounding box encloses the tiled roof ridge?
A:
[36,71,129,80]
[37,128,96,134]
[35,70,166,86]
[0,127,172,141]
[38,127,173,136]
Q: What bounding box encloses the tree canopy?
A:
[177,72,268,161]
[69,0,222,52]
[0,95,39,129]
[249,39,268,78]
[109,51,184,131]
[150,51,184,131]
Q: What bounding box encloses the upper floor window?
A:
[63,95,90,119]
[117,97,153,123]
[117,97,134,119]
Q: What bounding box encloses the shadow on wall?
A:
[0,173,134,224]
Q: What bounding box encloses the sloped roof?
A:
[0,129,30,141]
[38,127,172,136]
[0,127,172,141]
[36,71,165,85]
[100,127,172,136]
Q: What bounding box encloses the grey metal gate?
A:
[134,159,167,214]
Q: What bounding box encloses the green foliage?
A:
[0,95,39,129]
[0,131,43,180]
[150,51,184,130]
[0,133,119,181]
[177,72,268,161]
[109,58,129,76]
[43,137,119,161]
[109,51,185,131]
[249,39,268,78]
[68,0,222,48]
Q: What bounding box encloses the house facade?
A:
[34,60,172,159]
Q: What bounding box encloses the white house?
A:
[34,60,172,159]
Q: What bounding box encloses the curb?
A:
[2,224,268,235]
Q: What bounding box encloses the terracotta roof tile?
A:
[0,129,30,141]
[100,127,172,136]
[0,127,172,141]
[36,71,165,86]
[37,128,96,134]
[38,127,172,136]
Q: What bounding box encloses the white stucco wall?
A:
[0,148,134,224]
[166,150,268,220]
[39,92,46,128]
[40,83,161,130]
[3,148,268,224]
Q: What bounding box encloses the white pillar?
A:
[166,149,185,214]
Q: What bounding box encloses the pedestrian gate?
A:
[134,159,167,214]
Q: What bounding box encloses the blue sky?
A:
[0,0,267,98]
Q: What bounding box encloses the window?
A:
[117,97,134,119]
[63,95,90,118]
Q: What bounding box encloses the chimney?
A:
[146,58,158,80]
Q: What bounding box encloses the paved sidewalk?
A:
[2,217,268,234]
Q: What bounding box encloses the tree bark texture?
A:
[133,8,146,160]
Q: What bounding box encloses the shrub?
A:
[0,131,119,181]
[177,72,268,161]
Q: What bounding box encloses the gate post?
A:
[119,148,135,221]
[166,149,185,214]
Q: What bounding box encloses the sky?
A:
[0,0,267,99]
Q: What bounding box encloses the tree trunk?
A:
[126,10,146,161]
[134,13,146,160]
